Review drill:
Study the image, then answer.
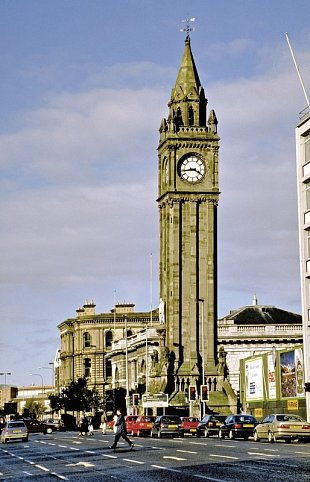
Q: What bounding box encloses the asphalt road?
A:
[0,430,309,481]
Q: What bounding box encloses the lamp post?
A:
[0,372,11,405]
[124,316,130,412]
[29,373,44,399]
[38,365,54,387]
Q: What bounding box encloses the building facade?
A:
[296,106,310,420]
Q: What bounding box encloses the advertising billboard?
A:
[280,348,305,398]
[245,357,264,400]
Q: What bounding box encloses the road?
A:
[0,430,309,481]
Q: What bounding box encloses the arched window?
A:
[84,358,91,377]
[176,107,183,126]
[127,329,133,338]
[83,332,91,348]
[105,330,113,348]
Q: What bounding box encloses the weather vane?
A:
[180,16,196,39]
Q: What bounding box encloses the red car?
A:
[132,416,156,436]
[125,415,138,435]
[180,417,199,435]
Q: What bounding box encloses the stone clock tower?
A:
[157,35,220,395]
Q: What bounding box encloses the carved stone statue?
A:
[159,298,165,324]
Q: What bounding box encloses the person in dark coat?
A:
[109,409,133,450]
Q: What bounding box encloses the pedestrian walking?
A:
[109,409,133,450]
[88,417,94,436]
[100,411,107,435]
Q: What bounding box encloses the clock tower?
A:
[157,35,220,394]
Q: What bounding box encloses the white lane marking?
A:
[122,458,144,464]
[69,447,80,451]
[163,455,187,461]
[34,464,49,472]
[152,465,182,473]
[213,444,235,448]
[66,461,95,467]
[103,454,118,459]
[194,475,230,481]
[177,449,197,454]
[22,472,33,476]
[58,445,67,448]
[51,473,69,481]
[85,450,96,454]
[248,452,279,457]
[295,451,310,455]
[209,454,239,460]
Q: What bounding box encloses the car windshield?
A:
[276,414,304,422]
[8,422,25,428]
[162,416,180,423]
[210,416,226,422]
[235,416,255,423]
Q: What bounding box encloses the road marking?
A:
[66,461,95,467]
[194,475,230,481]
[122,458,144,464]
[58,445,67,448]
[248,452,279,457]
[295,451,310,455]
[103,454,118,459]
[209,454,239,460]
[85,450,96,454]
[152,465,182,473]
[51,473,69,481]
[177,449,197,454]
[214,444,235,448]
[35,464,49,472]
[163,455,187,461]
[69,446,80,451]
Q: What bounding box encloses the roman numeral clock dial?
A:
[179,155,206,183]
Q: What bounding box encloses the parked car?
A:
[219,414,258,440]
[197,414,227,438]
[180,417,199,435]
[22,418,53,434]
[253,414,310,443]
[151,415,184,438]
[1,420,28,444]
[132,416,156,436]
[125,415,138,435]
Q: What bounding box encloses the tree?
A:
[49,377,103,413]
[23,398,45,419]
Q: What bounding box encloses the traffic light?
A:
[189,385,197,401]
[200,385,209,401]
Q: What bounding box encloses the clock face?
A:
[179,155,205,183]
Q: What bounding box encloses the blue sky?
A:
[1,0,310,387]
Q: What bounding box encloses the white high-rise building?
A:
[296,106,310,421]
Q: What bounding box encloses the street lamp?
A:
[197,299,205,417]
[38,365,54,387]
[0,372,11,405]
[29,373,44,399]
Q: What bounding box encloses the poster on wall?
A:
[245,358,264,400]
[267,354,276,399]
[280,348,305,398]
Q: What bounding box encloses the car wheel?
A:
[229,430,234,440]
[4,439,7,444]
[284,439,292,444]
[253,431,260,442]
[46,427,53,434]
[204,429,209,438]
[268,431,275,443]
[219,429,224,439]
[157,430,161,438]
[180,432,184,438]
[25,436,28,442]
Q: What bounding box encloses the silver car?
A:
[1,420,28,444]
[253,413,310,443]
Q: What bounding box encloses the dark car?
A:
[219,414,258,440]
[22,419,53,434]
[197,414,227,438]
[151,415,184,438]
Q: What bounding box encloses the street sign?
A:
[142,393,168,408]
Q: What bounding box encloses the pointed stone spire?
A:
[168,36,207,129]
